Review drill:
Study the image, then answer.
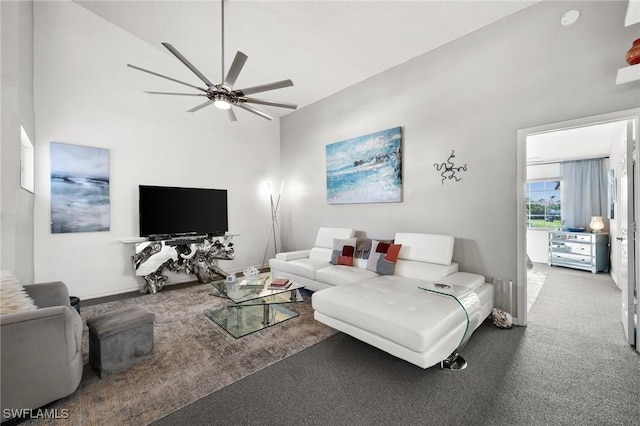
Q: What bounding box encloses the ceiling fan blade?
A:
[222,51,248,89]
[233,79,294,96]
[127,64,207,93]
[228,107,238,122]
[187,100,215,113]
[145,91,207,97]
[234,103,274,120]
[162,42,215,88]
[242,97,297,110]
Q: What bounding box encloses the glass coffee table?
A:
[204,276,305,338]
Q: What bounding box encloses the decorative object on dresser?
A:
[548,231,609,273]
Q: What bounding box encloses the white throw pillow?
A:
[1,270,38,314]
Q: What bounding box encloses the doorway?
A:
[516,109,639,342]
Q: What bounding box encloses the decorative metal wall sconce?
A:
[433,150,467,185]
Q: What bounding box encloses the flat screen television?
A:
[139,185,228,238]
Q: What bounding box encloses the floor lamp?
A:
[262,182,283,268]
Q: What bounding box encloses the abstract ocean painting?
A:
[50,142,110,233]
[326,127,402,204]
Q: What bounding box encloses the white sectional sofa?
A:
[269,227,494,369]
[269,227,373,292]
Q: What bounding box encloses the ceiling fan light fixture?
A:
[213,93,231,110]
[128,0,296,121]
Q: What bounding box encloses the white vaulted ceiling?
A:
[74,0,539,117]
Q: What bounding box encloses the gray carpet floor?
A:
[154,266,640,426]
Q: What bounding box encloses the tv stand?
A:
[148,234,171,241]
[165,235,207,246]
[131,235,236,294]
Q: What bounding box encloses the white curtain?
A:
[560,158,608,229]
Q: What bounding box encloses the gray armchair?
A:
[0,281,83,422]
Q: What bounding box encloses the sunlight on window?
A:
[526,180,561,229]
[20,126,34,193]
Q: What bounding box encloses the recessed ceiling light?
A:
[561,10,580,27]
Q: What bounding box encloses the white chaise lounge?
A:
[270,228,494,369]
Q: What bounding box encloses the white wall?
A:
[1,0,35,284]
[33,1,281,299]
[279,0,639,307]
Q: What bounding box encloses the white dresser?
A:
[547,231,610,274]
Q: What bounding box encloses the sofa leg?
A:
[440,351,467,371]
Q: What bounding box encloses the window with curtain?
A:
[560,158,607,230]
[526,180,561,229]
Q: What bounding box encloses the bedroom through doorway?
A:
[517,109,639,341]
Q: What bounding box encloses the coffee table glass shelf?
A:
[205,275,305,338]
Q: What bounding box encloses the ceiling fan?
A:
[126,0,296,121]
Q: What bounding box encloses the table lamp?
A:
[589,216,604,233]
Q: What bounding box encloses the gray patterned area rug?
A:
[25,284,336,425]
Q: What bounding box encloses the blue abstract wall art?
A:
[326,127,402,204]
[50,142,110,233]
